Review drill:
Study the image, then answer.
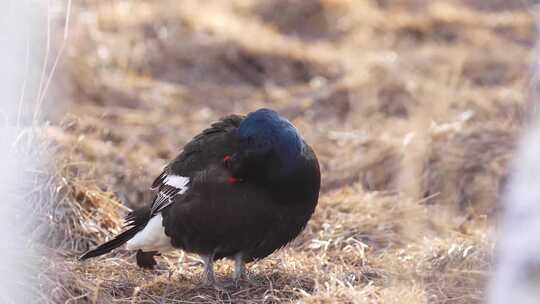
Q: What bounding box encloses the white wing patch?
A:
[164,175,190,193]
[125,174,189,253]
[126,213,173,252]
[150,174,190,214]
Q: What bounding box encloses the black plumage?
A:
[80,108,321,285]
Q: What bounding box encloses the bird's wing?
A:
[149,171,190,215]
[148,114,244,217]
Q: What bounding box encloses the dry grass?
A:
[38,0,536,302]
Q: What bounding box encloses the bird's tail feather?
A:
[78,225,145,260]
[79,207,151,261]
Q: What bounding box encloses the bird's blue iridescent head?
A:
[236,109,304,177]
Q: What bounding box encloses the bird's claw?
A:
[201,279,228,291]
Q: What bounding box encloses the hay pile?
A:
[40,0,534,302]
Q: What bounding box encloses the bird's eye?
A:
[223,155,233,168]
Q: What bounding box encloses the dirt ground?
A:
[40,0,537,303]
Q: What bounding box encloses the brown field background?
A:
[40,0,537,303]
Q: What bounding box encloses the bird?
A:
[79,108,321,286]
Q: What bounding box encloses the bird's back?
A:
[160,115,244,178]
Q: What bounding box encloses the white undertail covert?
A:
[126,213,173,252]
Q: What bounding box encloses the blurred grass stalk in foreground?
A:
[0,0,68,301]
[488,110,540,304]
[487,12,540,304]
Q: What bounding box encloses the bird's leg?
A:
[201,253,217,286]
[200,252,229,290]
[233,252,247,285]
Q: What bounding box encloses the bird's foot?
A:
[200,275,248,291]
[231,278,248,289]
[200,278,229,291]
[231,273,249,288]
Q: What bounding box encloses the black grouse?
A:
[79,108,321,285]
